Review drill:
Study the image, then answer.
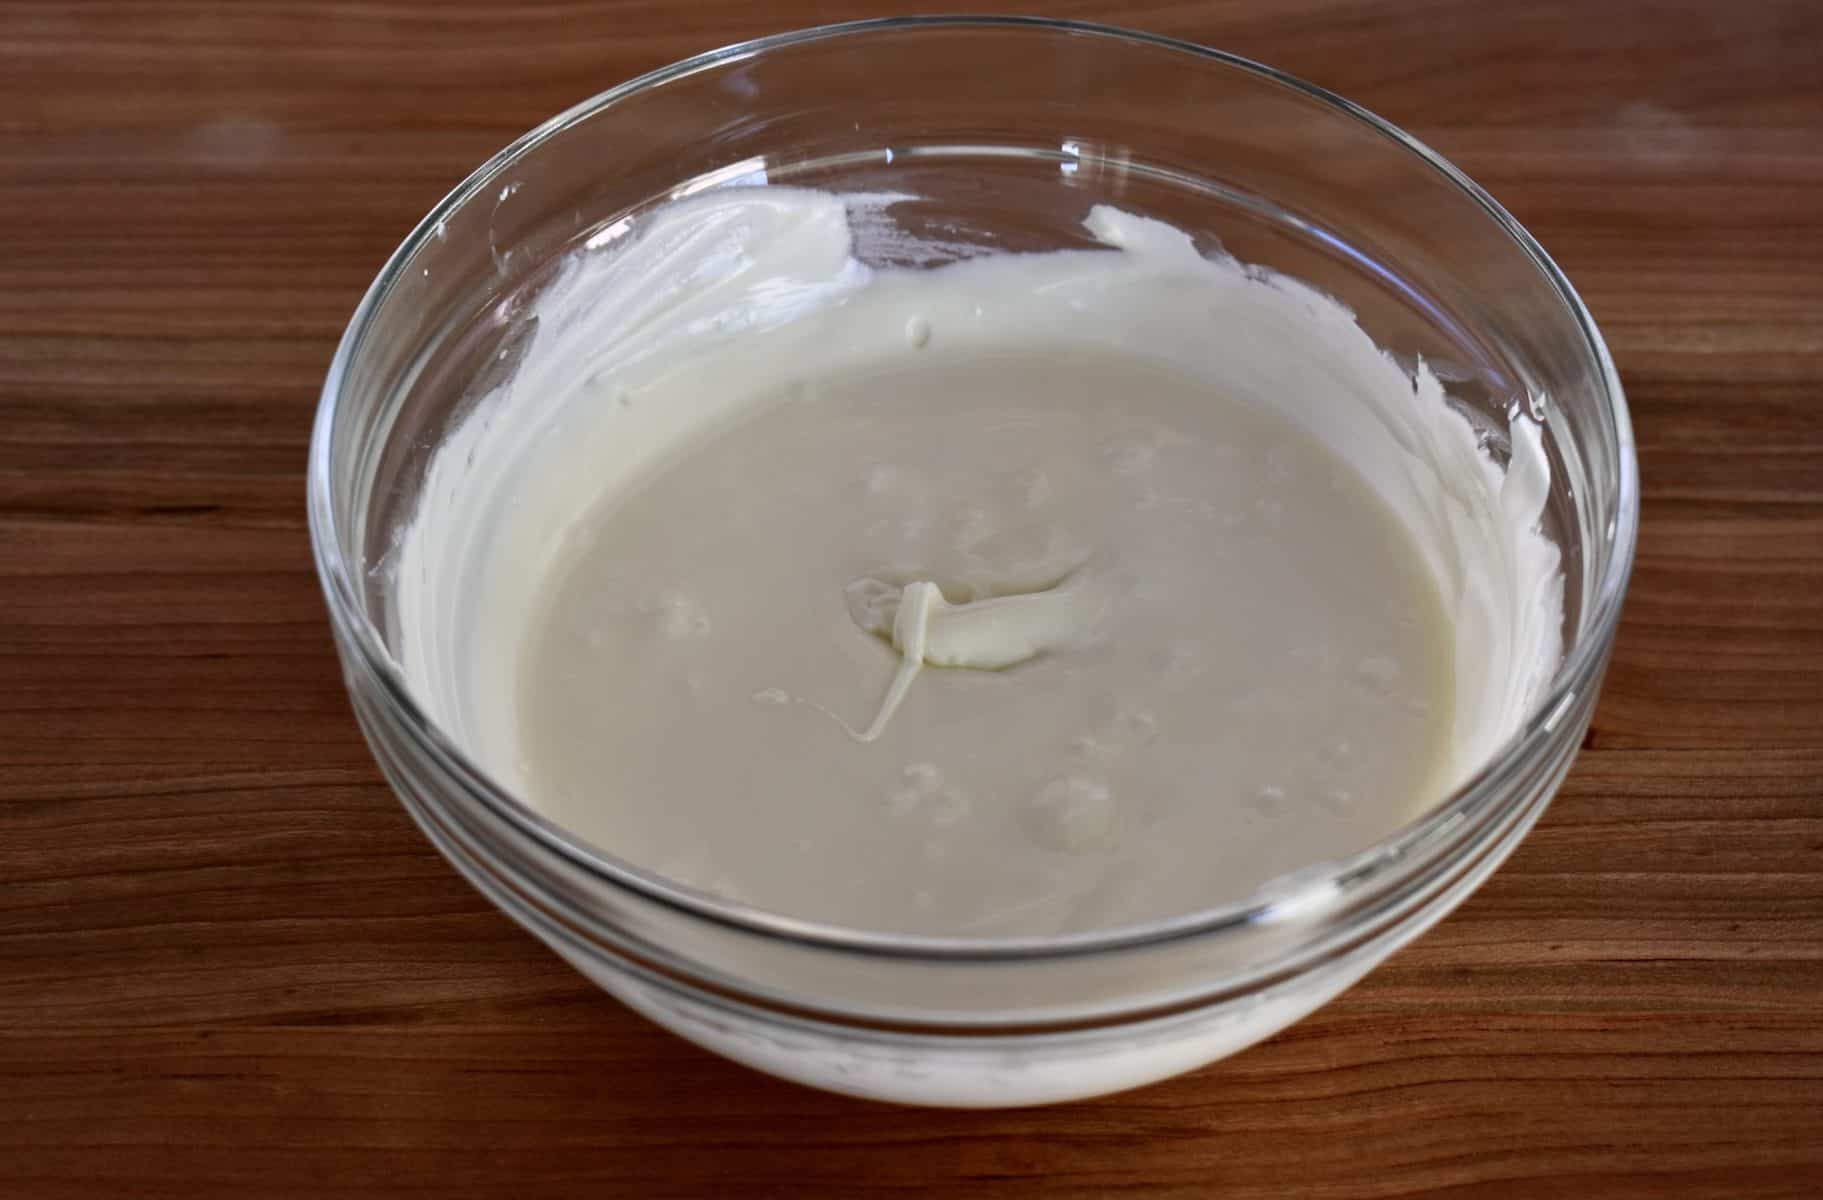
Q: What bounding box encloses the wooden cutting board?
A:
[3,2,1819,1195]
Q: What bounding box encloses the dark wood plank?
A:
[3,1,1820,1196]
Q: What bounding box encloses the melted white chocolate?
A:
[834,574,1110,743]
[392,188,1562,936]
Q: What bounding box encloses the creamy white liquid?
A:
[394,188,1562,938]
[517,349,1452,934]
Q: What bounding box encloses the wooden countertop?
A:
[4,2,1820,1195]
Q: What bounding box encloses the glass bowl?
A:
[308,17,1637,1106]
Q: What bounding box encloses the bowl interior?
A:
[313,17,1634,947]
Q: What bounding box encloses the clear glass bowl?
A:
[309,17,1637,1106]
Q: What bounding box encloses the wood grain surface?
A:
[4,2,1821,1196]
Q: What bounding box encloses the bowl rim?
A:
[308,14,1640,962]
